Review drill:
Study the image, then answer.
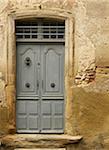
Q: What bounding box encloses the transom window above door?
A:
[16,19,65,42]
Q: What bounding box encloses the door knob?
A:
[25,57,31,66]
[25,83,30,88]
[51,83,55,88]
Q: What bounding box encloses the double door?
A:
[16,43,64,133]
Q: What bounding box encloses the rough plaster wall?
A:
[0,0,109,150]
[0,1,8,80]
[86,0,109,67]
[72,0,109,149]
[74,0,109,85]
[74,0,96,85]
[71,0,109,149]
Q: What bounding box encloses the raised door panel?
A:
[41,45,64,97]
[17,44,39,97]
[16,100,40,133]
[16,101,27,131]
[52,100,64,131]
[27,101,40,132]
[40,100,64,133]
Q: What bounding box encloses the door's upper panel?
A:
[17,44,40,97]
[41,44,64,98]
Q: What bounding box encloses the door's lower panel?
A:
[16,99,64,133]
[16,100,40,133]
[41,99,64,133]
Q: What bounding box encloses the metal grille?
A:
[16,20,65,41]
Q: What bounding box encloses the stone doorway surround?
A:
[7,7,74,135]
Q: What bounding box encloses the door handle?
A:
[37,80,39,90]
[42,80,43,89]
[25,83,30,88]
[51,83,55,88]
[25,57,31,66]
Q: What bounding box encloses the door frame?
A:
[7,10,74,135]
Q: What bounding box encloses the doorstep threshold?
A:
[15,149,66,150]
[1,134,83,149]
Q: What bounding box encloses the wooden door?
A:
[16,43,64,133]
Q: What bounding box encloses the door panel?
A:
[40,44,64,133]
[45,49,60,92]
[16,43,64,133]
[41,45,64,97]
[17,44,39,97]
[40,100,64,133]
[16,100,40,132]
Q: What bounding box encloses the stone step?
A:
[1,134,82,149]
[15,149,66,150]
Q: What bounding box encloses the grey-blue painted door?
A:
[16,43,64,133]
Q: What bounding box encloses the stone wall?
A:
[0,0,109,149]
